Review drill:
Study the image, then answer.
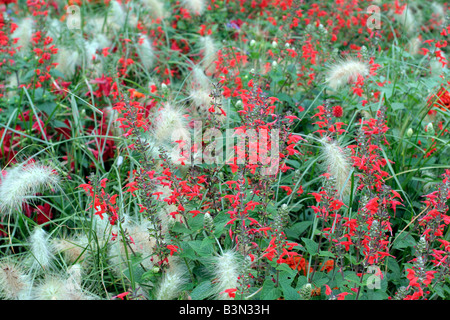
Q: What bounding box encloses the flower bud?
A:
[426,122,434,135]
[406,128,413,138]
[271,41,278,48]
[204,212,215,233]
[299,283,312,300]
[249,39,256,47]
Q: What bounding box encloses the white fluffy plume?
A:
[0,259,32,300]
[325,59,369,90]
[11,17,33,54]
[54,47,81,79]
[155,261,187,300]
[0,161,59,214]
[136,35,155,71]
[28,226,55,272]
[142,0,167,20]
[200,36,218,74]
[212,250,241,300]
[182,0,206,15]
[321,137,352,197]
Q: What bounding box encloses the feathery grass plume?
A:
[46,18,63,41]
[141,0,167,20]
[32,274,92,300]
[200,36,218,74]
[136,35,155,71]
[52,235,89,265]
[431,2,445,19]
[392,4,422,36]
[0,161,60,214]
[5,74,19,99]
[431,51,447,76]
[320,137,351,198]
[107,0,126,31]
[11,17,33,55]
[108,217,158,276]
[155,260,187,300]
[407,36,421,55]
[28,226,55,272]
[182,0,206,15]
[191,65,211,91]
[54,47,81,79]
[0,259,32,300]
[212,250,241,300]
[189,88,213,110]
[325,58,369,90]
[63,264,95,300]
[32,276,66,300]
[83,34,110,75]
[152,103,190,145]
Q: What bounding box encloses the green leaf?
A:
[190,281,215,300]
[260,279,281,300]
[319,250,336,258]
[188,239,214,256]
[392,234,416,249]
[286,221,312,239]
[391,102,405,111]
[301,237,319,255]
[171,222,194,235]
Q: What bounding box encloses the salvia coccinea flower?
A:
[212,250,241,300]
[0,161,59,215]
[325,59,369,90]
[28,226,55,272]
[0,259,32,300]
[321,137,352,198]
[155,261,187,300]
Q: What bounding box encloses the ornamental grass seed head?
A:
[11,17,33,55]
[108,218,158,276]
[136,35,155,71]
[142,0,167,20]
[28,226,55,272]
[0,161,60,215]
[54,47,81,79]
[182,0,205,15]
[325,59,369,90]
[212,250,241,300]
[321,137,352,198]
[200,36,218,74]
[0,259,32,300]
[152,103,190,146]
[52,235,89,265]
[32,272,94,300]
[155,261,187,300]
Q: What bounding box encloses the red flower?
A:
[113,292,130,300]
[220,288,237,299]
[332,105,343,118]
